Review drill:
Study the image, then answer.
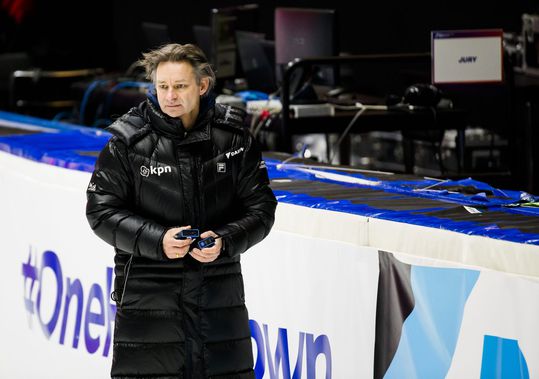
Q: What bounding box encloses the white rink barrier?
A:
[1,148,539,378]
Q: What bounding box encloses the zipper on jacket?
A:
[185,338,192,378]
[176,150,190,224]
[119,255,133,308]
[192,155,202,228]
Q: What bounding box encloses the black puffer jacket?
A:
[86,98,277,379]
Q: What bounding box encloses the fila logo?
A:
[225,147,244,159]
[217,162,226,173]
[140,165,172,177]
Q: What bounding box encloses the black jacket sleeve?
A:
[214,132,277,257]
[86,138,167,260]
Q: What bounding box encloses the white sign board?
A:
[432,29,503,84]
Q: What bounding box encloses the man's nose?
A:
[166,88,178,100]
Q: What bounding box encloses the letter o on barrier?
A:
[36,250,63,338]
[250,319,266,377]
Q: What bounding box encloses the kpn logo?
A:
[22,247,115,356]
[140,164,172,177]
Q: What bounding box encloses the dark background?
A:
[3,0,539,192]
[2,0,538,72]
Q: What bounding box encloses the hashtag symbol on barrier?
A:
[22,248,38,316]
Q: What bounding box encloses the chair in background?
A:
[8,68,103,121]
[91,81,152,128]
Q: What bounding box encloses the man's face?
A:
[155,61,209,121]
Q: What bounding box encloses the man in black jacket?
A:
[86,43,277,379]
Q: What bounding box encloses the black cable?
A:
[426,105,445,174]
[328,106,368,164]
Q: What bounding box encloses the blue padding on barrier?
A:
[266,161,531,207]
[0,111,111,172]
[266,159,539,244]
[0,110,90,133]
[271,189,539,244]
[1,110,539,244]
[0,130,110,172]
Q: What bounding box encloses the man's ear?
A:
[200,77,210,96]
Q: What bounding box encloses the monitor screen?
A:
[141,21,171,49]
[275,7,336,65]
[274,7,338,100]
[193,25,212,59]
[235,30,277,93]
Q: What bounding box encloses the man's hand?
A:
[190,230,222,263]
[162,226,194,259]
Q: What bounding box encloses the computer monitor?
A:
[193,25,212,59]
[141,21,171,49]
[235,30,277,93]
[209,4,260,79]
[274,8,338,99]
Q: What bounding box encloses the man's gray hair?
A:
[138,43,216,93]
